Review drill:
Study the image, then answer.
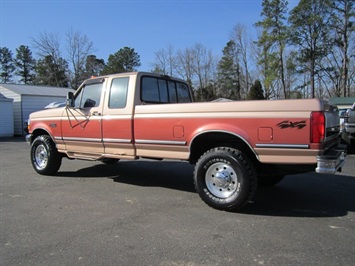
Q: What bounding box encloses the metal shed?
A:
[0,84,74,135]
[0,93,14,137]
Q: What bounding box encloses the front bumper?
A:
[25,134,32,145]
[316,143,347,174]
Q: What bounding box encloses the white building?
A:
[0,84,74,136]
[0,94,14,137]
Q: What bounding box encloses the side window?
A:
[109,77,129,108]
[141,77,159,102]
[177,83,191,103]
[141,76,191,104]
[75,83,103,109]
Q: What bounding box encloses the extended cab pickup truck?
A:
[26,72,346,211]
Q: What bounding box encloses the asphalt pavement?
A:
[1,138,354,266]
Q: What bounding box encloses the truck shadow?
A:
[58,160,196,193]
[242,172,355,217]
[58,160,355,218]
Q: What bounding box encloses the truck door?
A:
[101,76,136,158]
[61,78,105,157]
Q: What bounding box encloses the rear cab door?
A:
[101,73,136,158]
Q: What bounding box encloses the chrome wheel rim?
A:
[205,162,238,198]
[34,144,48,170]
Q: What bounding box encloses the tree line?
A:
[0,0,354,101]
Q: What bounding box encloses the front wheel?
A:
[194,147,257,211]
[30,135,62,175]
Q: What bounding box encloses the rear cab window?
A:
[141,76,191,104]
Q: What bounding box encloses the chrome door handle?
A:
[91,111,101,116]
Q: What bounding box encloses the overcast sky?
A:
[0,0,299,71]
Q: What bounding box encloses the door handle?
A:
[91,111,101,116]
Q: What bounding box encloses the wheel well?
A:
[31,129,50,143]
[189,132,257,164]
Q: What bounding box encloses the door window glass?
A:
[109,77,129,109]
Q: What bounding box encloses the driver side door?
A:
[61,78,105,158]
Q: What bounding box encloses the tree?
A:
[15,45,36,84]
[0,47,15,83]
[152,45,177,76]
[329,0,355,97]
[288,0,332,98]
[247,80,265,100]
[34,55,69,87]
[66,29,95,89]
[32,31,62,65]
[255,0,289,99]
[217,40,243,100]
[85,55,105,77]
[101,47,141,75]
[231,23,253,95]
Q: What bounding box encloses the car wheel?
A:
[194,147,257,211]
[31,135,62,175]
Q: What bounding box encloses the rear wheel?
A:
[194,147,257,211]
[30,135,62,175]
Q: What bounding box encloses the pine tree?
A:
[0,47,15,83]
[288,0,332,98]
[15,45,36,84]
[255,0,289,98]
[217,41,243,100]
[101,47,141,75]
[34,55,69,87]
[247,80,265,100]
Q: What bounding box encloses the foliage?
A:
[217,40,242,100]
[255,0,289,99]
[15,45,36,84]
[34,55,69,87]
[288,0,332,98]
[247,80,265,100]
[101,47,141,75]
[85,55,105,77]
[0,47,15,83]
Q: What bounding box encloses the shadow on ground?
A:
[57,160,354,218]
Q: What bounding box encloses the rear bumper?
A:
[316,143,347,174]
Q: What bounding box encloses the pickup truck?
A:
[26,72,346,211]
[342,103,355,151]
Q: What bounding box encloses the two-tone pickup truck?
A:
[26,72,346,211]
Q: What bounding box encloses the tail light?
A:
[311,111,325,143]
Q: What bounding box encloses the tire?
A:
[258,175,285,187]
[101,158,120,164]
[30,135,62,175]
[194,147,257,211]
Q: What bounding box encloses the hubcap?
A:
[205,162,238,198]
[34,144,48,170]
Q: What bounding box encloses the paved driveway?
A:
[1,138,354,265]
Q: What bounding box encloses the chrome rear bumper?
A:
[316,143,347,174]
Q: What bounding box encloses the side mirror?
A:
[66,92,75,108]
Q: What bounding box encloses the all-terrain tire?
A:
[194,147,257,211]
[30,135,62,175]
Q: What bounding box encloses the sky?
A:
[0,0,299,71]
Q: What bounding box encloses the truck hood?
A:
[30,107,65,119]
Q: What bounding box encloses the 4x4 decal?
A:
[277,120,307,129]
